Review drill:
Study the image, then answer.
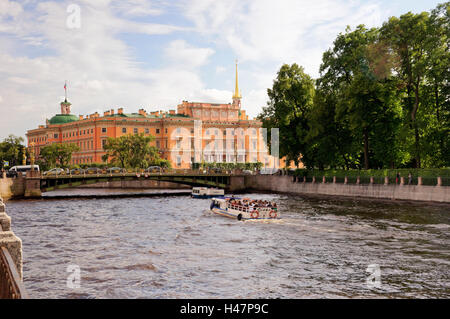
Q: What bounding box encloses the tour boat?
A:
[210,197,280,221]
[191,187,225,199]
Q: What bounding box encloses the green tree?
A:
[40,143,80,168]
[307,87,357,170]
[380,11,432,168]
[0,135,26,169]
[317,25,405,169]
[258,64,315,166]
[421,2,450,167]
[102,133,161,169]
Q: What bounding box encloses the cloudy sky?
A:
[0,0,443,139]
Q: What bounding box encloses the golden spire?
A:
[233,60,241,99]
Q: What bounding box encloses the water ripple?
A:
[5,190,450,298]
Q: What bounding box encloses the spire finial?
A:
[233,60,241,99]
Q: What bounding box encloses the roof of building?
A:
[46,111,191,126]
[106,113,189,119]
[48,114,80,125]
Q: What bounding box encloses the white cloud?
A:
[0,0,23,18]
[0,0,394,138]
[182,0,384,75]
[0,1,206,138]
[180,0,386,118]
[215,66,226,74]
[111,0,164,16]
[165,39,215,68]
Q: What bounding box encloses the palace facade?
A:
[26,65,283,169]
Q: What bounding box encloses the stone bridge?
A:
[1,171,247,198]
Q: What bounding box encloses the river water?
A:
[5,189,450,299]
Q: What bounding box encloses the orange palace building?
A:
[26,65,284,169]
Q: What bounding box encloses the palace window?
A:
[134,128,138,134]
[145,128,149,134]
[156,129,160,134]
[122,128,127,133]
[102,128,107,133]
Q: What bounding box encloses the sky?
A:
[0,0,444,140]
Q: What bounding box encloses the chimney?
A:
[104,110,111,117]
[79,115,84,120]
[94,112,99,118]
[169,110,175,115]
[138,109,147,116]
[118,108,123,115]
[110,109,114,115]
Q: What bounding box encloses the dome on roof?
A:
[48,114,79,125]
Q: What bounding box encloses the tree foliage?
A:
[259,2,449,170]
[40,143,80,168]
[0,135,26,169]
[258,64,315,166]
[101,133,162,169]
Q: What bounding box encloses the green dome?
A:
[48,114,79,125]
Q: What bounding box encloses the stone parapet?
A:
[246,175,450,203]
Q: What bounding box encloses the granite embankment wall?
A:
[245,175,450,203]
[0,174,25,200]
[77,179,190,189]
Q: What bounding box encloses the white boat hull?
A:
[210,200,280,221]
[192,187,224,199]
[211,207,279,220]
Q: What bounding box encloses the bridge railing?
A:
[0,246,28,299]
[41,169,242,179]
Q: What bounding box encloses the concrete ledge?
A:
[0,231,23,280]
[0,197,23,279]
[246,175,450,203]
